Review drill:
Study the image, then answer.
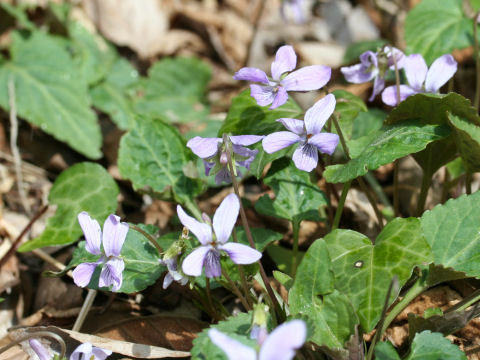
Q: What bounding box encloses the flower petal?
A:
[209,329,257,360]
[230,135,264,146]
[270,86,289,109]
[369,76,385,101]
[381,85,417,106]
[91,346,113,360]
[282,65,331,91]
[304,94,336,135]
[386,46,406,69]
[182,246,211,276]
[250,84,275,106]
[259,320,307,360]
[262,131,301,154]
[187,136,222,159]
[404,54,428,91]
[102,214,129,257]
[72,262,98,288]
[213,193,240,244]
[78,212,102,255]
[233,67,269,84]
[163,273,174,289]
[29,339,52,360]
[425,54,457,93]
[292,144,318,172]
[177,205,212,245]
[341,63,374,84]
[359,50,378,68]
[99,257,124,291]
[204,249,221,277]
[271,45,297,81]
[70,343,93,360]
[277,118,305,135]
[215,167,232,184]
[309,133,339,155]
[219,243,262,264]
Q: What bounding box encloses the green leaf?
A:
[375,341,401,360]
[266,244,304,275]
[255,158,327,223]
[386,84,480,175]
[118,115,204,203]
[406,331,467,360]
[421,191,480,277]
[134,57,211,124]
[290,239,358,351]
[0,3,35,31]
[90,58,139,130]
[333,90,367,145]
[351,108,386,140]
[405,0,472,64]
[448,113,480,172]
[218,90,303,178]
[68,224,164,293]
[324,218,433,331]
[324,121,450,183]
[191,312,255,360]
[19,163,119,252]
[0,31,102,159]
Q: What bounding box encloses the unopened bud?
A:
[220,151,228,165]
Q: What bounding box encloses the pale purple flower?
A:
[29,339,52,360]
[180,193,262,278]
[280,0,305,24]
[233,45,331,109]
[341,46,404,101]
[208,320,307,360]
[262,94,339,172]
[159,256,188,289]
[187,135,263,184]
[72,212,128,292]
[70,343,112,360]
[382,53,457,106]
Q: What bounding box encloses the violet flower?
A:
[70,343,112,360]
[159,256,188,289]
[382,53,457,106]
[179,193,262,278]
[262,94,339,172]
[72,212,129,292]
[233,45,331,109]
[29,339,52,360]
[341,46,404,101]
[280,0,305,24]
[187,135,263,185]
[208,320,307,360]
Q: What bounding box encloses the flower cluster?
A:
[72,212,128,292]
[341,47,457,106]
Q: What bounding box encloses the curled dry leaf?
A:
[8,326,190,358]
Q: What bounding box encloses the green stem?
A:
[291,220,300,277]
[205,278,222,321]
[415,170,433,217]
[222,268,251,310]
[184,198,203,221]
[364,171,393,214]
[393,160,400,217]
[446,289,480,313]
[474,10,480,111]
[130,225,163,255]
[466,171,472,195]
[232,229,253,308]
[332,180,351,230]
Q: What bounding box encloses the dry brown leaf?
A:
[8,326,190,358]
[94,315,207,351]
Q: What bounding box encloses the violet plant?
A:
[12,2,480,359]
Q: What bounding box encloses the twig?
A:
[8,78,31,215]
[72,289,97,332]
[0,205,48,268]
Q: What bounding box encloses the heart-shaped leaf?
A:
[19,163,119,252]
[405,331,467,360]
[447,113,480,172]
[255,158,327,223]
[324,218,433,331]
[324,121,450,183]
[289,239,358,352]
[421,191,480,277]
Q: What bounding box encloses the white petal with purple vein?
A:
[262,131,301,154]
[282,65,331,91]
[304,94,336,135]
[177,205,212,245]
[219,242,262,264]
[213,193,240,244]
[187,137,222,159]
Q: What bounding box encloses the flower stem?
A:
[392,49,401,106]
[232,229,253,308]
[130,225,163,255]
[393,159,400,217]
[466,171,472,195]
[184,198,203,221]
[474,10,480,111]
[72,289,97,331]
[205,278,218,320]
[222,268,251,310]
[193,285,224,321]
[332,180,351,230]
[291,220,300,277]
[415,170,433,217]
[331,114,384,228]
[222,134,284,321]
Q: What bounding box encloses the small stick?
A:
[72,289,97,332]
[8,78,31,215]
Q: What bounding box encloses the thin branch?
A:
[72,289,97,332]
